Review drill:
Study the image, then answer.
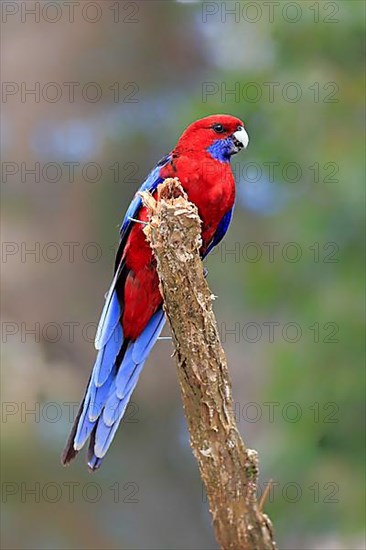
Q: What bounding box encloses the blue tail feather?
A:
[94,323,123,387]
[73,320,122,447]
[68,306,165,468]
[94,387,135,459]
[132,309,166,363]
[87,452,103,471]
[114,345,135,399]
[88,365,117,422]
[104,363,143,426]
[95,289,121,350]
[116,362,142,400]
[73,387,94,450]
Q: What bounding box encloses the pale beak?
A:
[232,126,249,151]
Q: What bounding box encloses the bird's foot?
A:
[128,216,148,225]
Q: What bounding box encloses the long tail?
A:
[61,289,165,471]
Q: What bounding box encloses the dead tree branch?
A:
[140,178,276,550]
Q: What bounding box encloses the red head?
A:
[174,114,249,162]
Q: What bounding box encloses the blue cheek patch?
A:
[207,137,233,163]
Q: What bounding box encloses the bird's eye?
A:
[213,123,225,133]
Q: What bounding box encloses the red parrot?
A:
[62,114,249,470]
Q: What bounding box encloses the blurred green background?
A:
[1,1,365,549]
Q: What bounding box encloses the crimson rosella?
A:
[62,114,249,470]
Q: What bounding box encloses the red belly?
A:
[122,204,161,340]
[122,156,235,341]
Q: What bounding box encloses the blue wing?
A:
[95,157,170,351]
[120,154,171,240]
[62,155,171,470]
[203,208,233,258]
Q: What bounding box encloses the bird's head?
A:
[175,114,249,162]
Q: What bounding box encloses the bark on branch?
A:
[141,178,276,550]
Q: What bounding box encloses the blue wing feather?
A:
[119,155,170,238]
[63,156,171,469]
[204,208,233,257]
[95,290,121,350]
[95,158,169,351]
[94,156,170,351]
